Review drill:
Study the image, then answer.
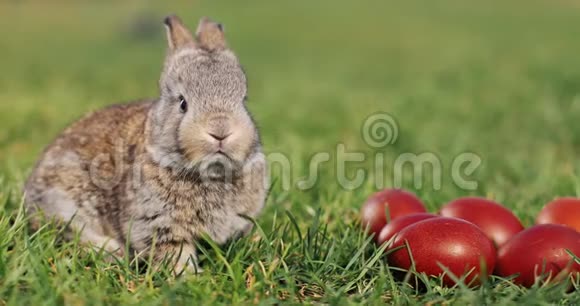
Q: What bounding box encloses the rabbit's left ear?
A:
[195,17,227,51]
[164,14,195,50]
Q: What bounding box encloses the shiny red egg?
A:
[495,224,580,287]
[536,197,580,232]
[388,217,496,287]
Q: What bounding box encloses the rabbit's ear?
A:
[195,17,227,51]
[164,14,195,50]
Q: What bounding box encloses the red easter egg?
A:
[495,224,580,287]
[388,217,496,287]
[536,197,580,232]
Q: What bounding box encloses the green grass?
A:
[2,0,580,304]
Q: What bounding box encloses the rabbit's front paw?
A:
[176,261,204,274]
[157,242,203,275]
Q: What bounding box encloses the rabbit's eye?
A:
[179,95,188,113]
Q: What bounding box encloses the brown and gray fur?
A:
[23,15,268,273]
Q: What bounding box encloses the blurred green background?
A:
[2,0,580,303]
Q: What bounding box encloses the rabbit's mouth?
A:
[215,150,230,158]
[207,145,242,164]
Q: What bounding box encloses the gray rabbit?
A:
[24,15,268,273]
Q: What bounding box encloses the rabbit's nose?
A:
[208,132,230,142]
